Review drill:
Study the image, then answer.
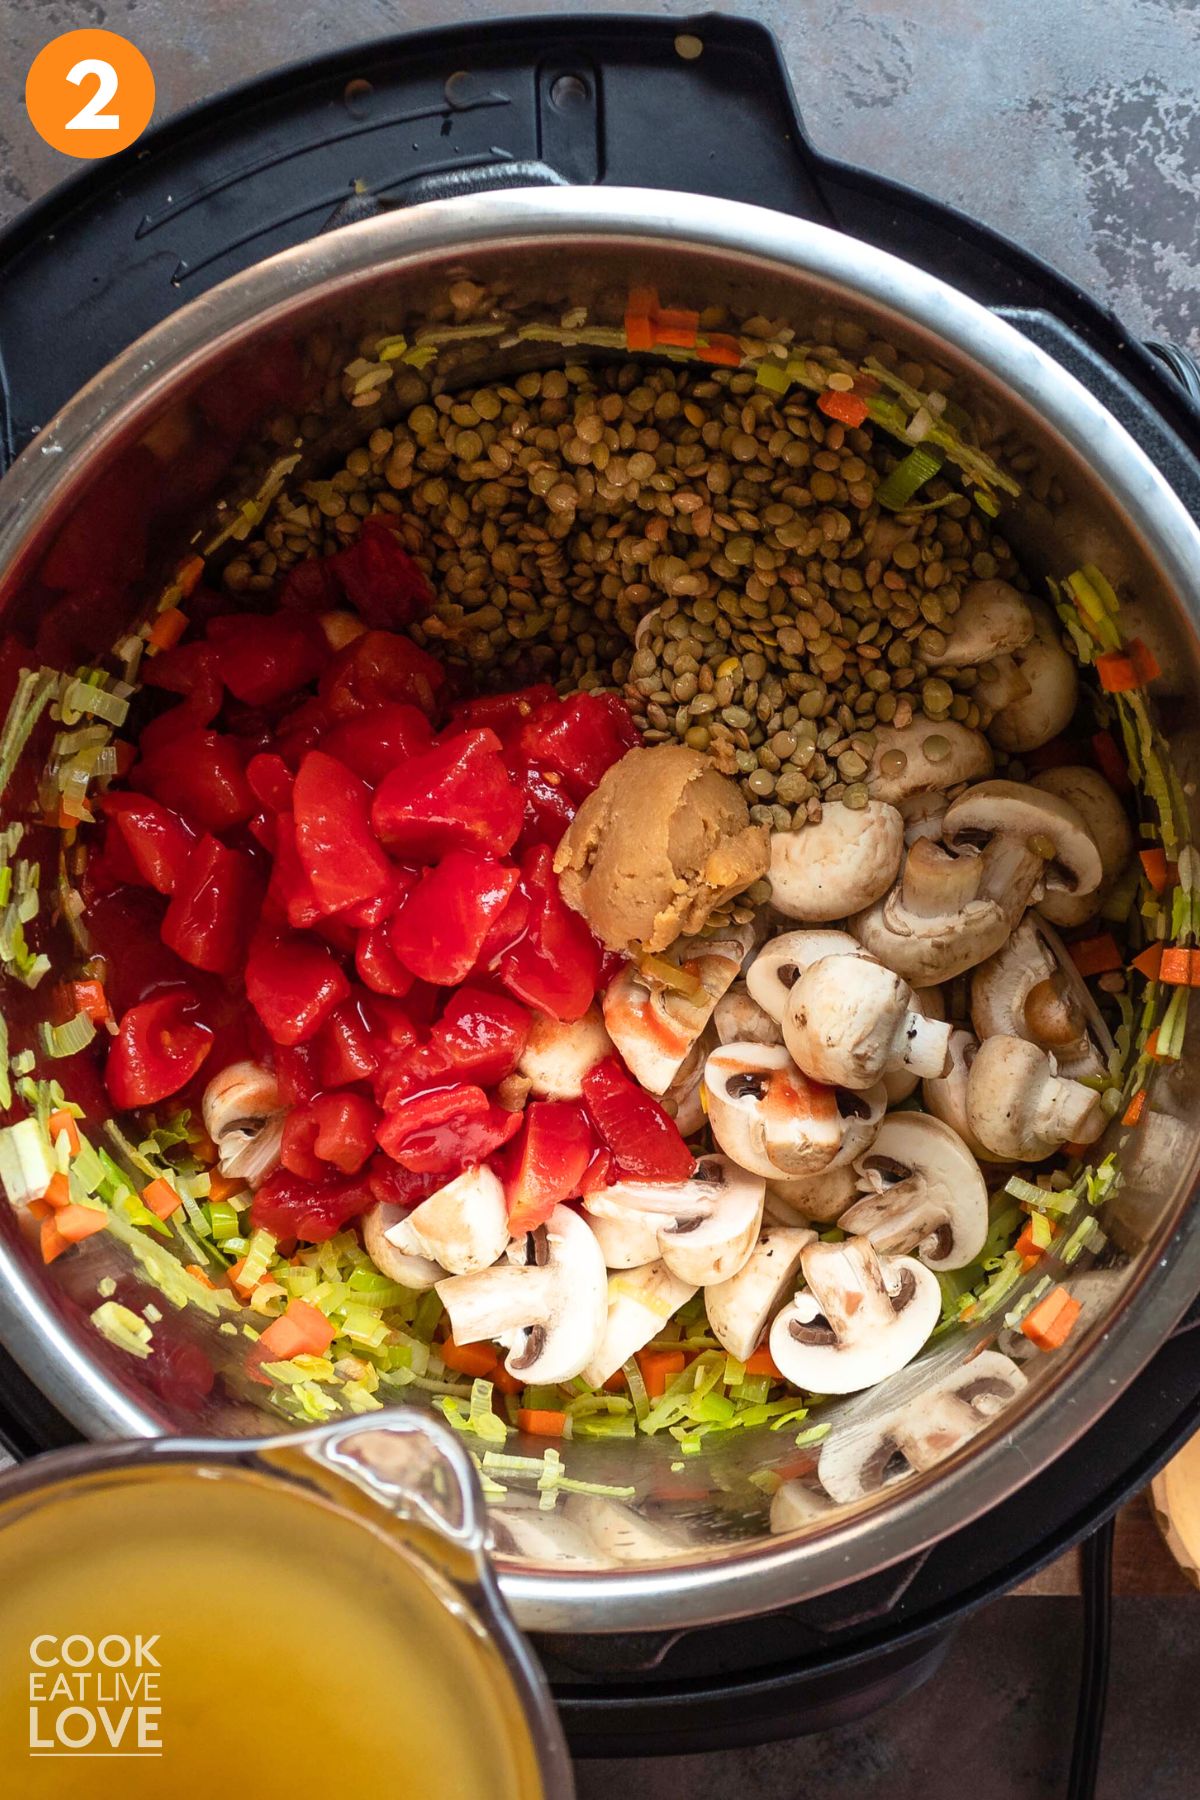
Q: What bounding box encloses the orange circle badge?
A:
[25,29,155,159]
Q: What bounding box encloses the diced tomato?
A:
[321,703,434,785]
[105,989,214,1109]
[250,1168,373,1243]
[245,931,351,1045]
[377,1083,523,1174]
[504,1101,595,1234]
[513,763,577,850]
[142,639,224,725]
[265,813,324,929]
[245,751,295,815]
[366,1154,444,1211]
[423,987,531,1087]
[579,1144,615,1195]
[273,1040,323,1107]
[516,692,639,802]
[356,922,415,997]
[131,729,255,834]
[320,629,445,721]
[498,845,602,1021]
[292,750,398,917]
[371,729,524,862]
[470,885,532,975]
[325,518,435,629]
[160,835,263,975]
[315,995,380,1086]
[449,686,558,744]
[280,554,343,611]
[97,792,198,895]
[389,853,519,985]
[281,1090,379,1179]
[582,1057,696,1181]
[207,612,326,706]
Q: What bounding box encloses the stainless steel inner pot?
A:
[2,187,1199,1634]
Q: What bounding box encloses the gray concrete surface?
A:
[3,2,1200,1794]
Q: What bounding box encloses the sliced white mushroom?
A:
[783,954,952,1090]
[582,1261,698,1388]
[970,915,1113,1081]
[714,979,784,1047]
[491,1504,606,1569]
[435,1205,607,1385]
[866,719,993,805]
[840,1112,988,1270]
[516,1007,613,1099]
[584,1204,663,1269]
[202,1061,286,1187]
[563,1495,686,1564]
[362,1204,443,1291]
[765,1164,858,1226]
[815,1351,1029,1503]
[767,801,904,922]
[966,1035,1106,1162]
[985,600,1078,752]
[1031,766,1134,929]
[825,1081,889,1168]
[883,986,946,1104]
[769,1236,940,1395]
[382,1165,510,1276]
[745,928,865,1024]
[704,1043,842,1178]
[705,1225,815,1361]
[942,779,1102,924]
[602,929,748,1094]
[922,1029,997,1161]
[584,1153,766,1287]
[660,1028,712,1137]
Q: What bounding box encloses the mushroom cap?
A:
[965,1033,1106,1162]
[703,1043,842,1179]
[582,1201,663,1268]
[765,1164,859,1225]
[783,954,951,1090]
[705,1225,815,1362]
[850,855,1012,986]
[866,720,993,804]
[383,1165,510,1276]
[815,1350,1028,1503]
[714,979,784,1047]
[517,1007,613,1099]
[970,914,1111,1081]
[922,1029,998,1162]
[942,778,1103,900]
[841,1112,989,1270]
[769,1236,941,1395]
[929,580,1035,667]
[985,601,1078,753]
[201,1060,285,1186]
[767,801,905,923]
[1031,766,1133,928]
[585,1154,766,1285]
[582,1260,698,1388]
[362,1204,443,1290]
[746,928,866,1024]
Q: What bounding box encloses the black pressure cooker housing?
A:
[1,13,1199,1755]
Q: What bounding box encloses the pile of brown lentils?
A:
[229,358,1025,831]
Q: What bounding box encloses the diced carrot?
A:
[1123,1089,1149,1126]
[205,1171,245,1204]
[603,1368,628,1394]
[1067,933,1123,976]
[184,1263,219,1289]
[492,1364,524,1395]
[772,1453,821,1483]
[1131,944,1163,980]
[48,1110,81,1157]
[1091,729,1133,794]
[54,1203,109,1244]
[1158,946,1197,985]
[177,555,206,598]
[653,306,699,349]
[1139,848,1177,894]
[817,388,869,428]
[1094,650,1139,693]
[52,799,90,830]
[40,1217,69,1263]
[142,1177,182,1220]
[636,1348,687,1399]
[743,1345,783,1379]
[1062,1141,1095,1160]
[70,978,111,1023]
[1128,638,1161,684]
[1015,1220,1058,1262]
[624,286,659,352]
[1022,1285,1083,1352]
[228,1256,266,1295]
[42,1172,71,1211]
[439,1339,499,1378]
[1145,1027,1178,1062]
[516,1408,568,1438]
[696,333,742,367]
[258,1298,335,1360]
[147,608,188,652]
[27,1199,51,1221]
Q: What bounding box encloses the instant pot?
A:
[1,12,1199,1755]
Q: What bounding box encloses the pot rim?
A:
[2,186,1199,1632]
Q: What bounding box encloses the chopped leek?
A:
[0,1117,53,1207]
[874,445,945,511]
[91,1302,153,1359]
[39,1013,97,1060]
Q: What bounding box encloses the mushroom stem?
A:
[797,1238,899,1341]
[1032,1070,1106,1146]
[436,1262,558,1347]
[900,839,982,916]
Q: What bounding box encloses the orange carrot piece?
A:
[817,389,869,428]
[205,1170,245,1204]
[70,978,111,1023]
[696,333,742,367]
[1128,638,1162,684]
[1067,933,1123,976]
[184,1263,218,1289]
[1158,946,1196,985]
[47,1110,81,1157]
[142,1177,182,1220]
[603,1368,628,1394]
[27,1199,51,1221]
[1015,1221,1056,1262]
[1123,1090,1149,1127]
[742,1345,783,1379]
[42,1172,71,1211]
[516,1408,568,1439]
[1139,848,1177,894]
[1131,944,1163,980]
[228,1256,266,1295]
[259,1298,335,1360]
[636,1349,687,1399]
[439,1339,499,1377]
[653,306,699,348]
[624,286,659,352]
[147,608,188,652]
[177,555,206,598]
[1091,729,1132,794]
[54,1204,109,1244]
[1022,1285,1082,1352]
[1094,650,1140,693]
[492,1364,524,1395]
[40,1216,69,1263]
